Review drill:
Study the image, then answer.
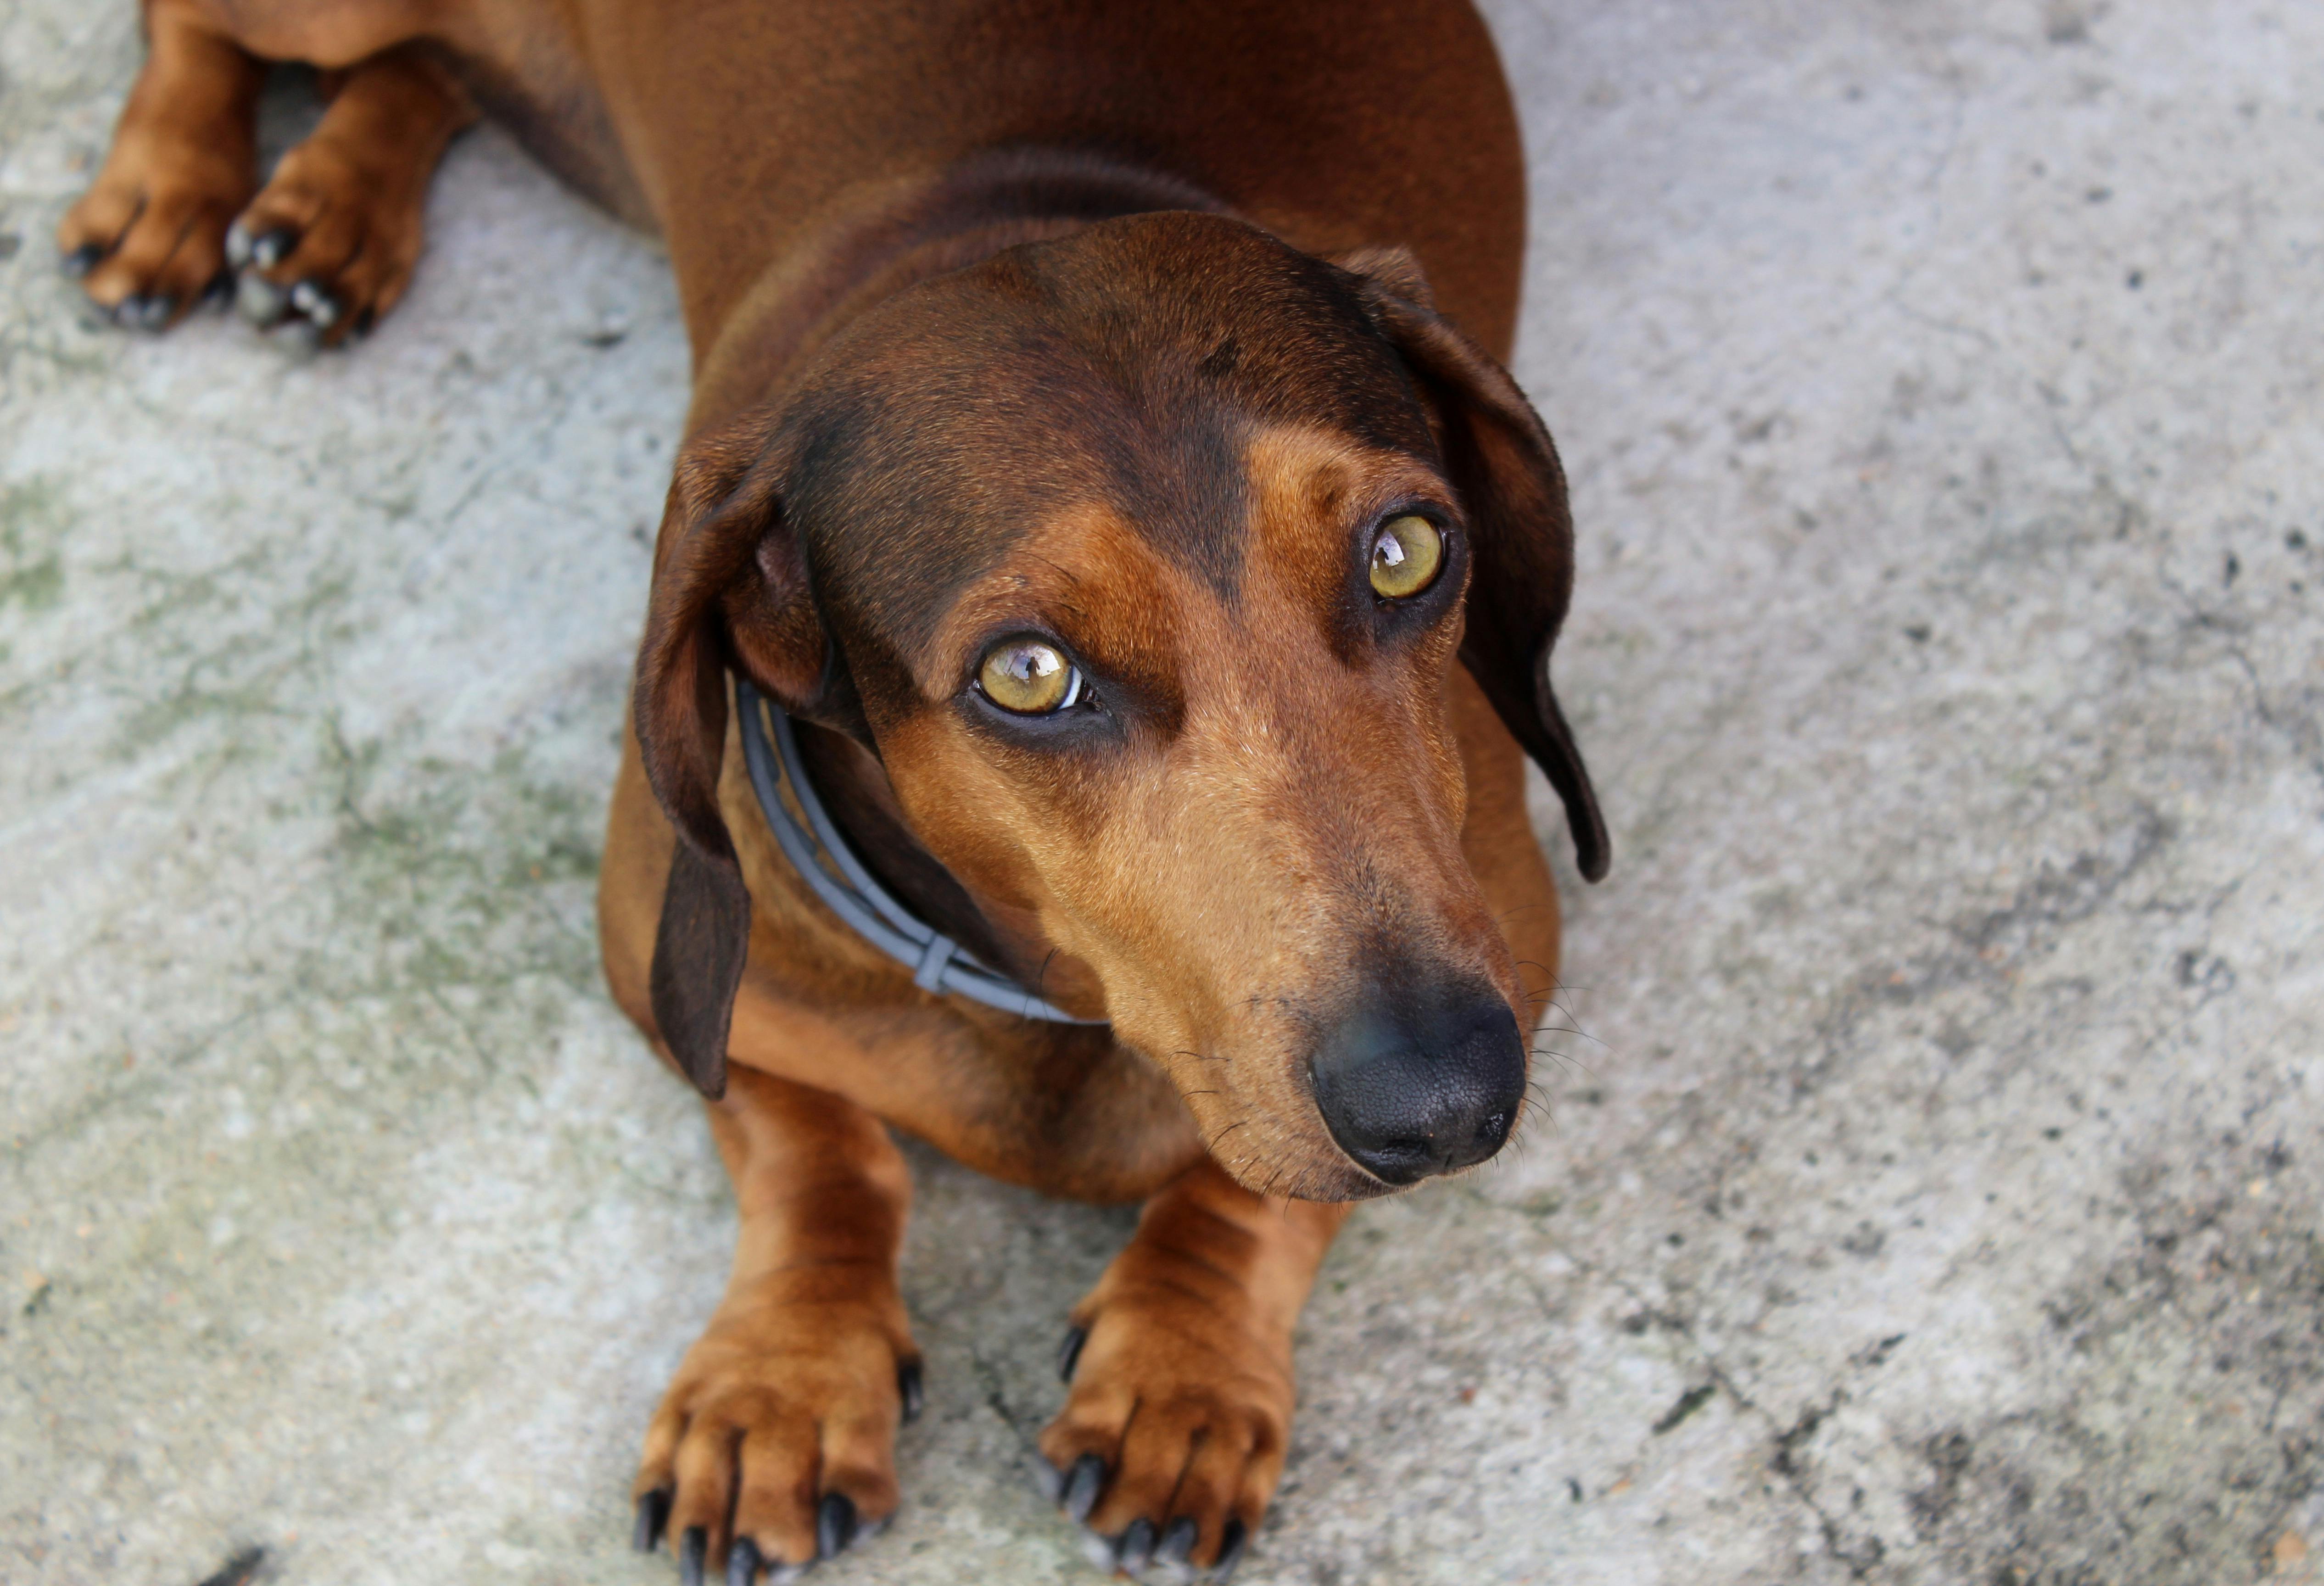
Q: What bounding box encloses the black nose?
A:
[1307,985,1526,1185]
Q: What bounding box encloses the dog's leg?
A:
[222,45,477,342]
[634,1066,919,1579]
[57,0,266,329]
[1042,1160,1349,1576]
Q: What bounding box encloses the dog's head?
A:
[635,212,1604,1201]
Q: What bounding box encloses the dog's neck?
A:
[698,149,1223,1015]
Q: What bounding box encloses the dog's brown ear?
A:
[1335,246,1610,883]
[632,407,826,1098]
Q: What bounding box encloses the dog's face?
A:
[637,214,1604,1201]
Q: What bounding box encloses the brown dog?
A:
[64,1,1609,1577]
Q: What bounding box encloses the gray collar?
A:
[735,677,1107,1026]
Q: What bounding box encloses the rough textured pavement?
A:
[6,2,2322,1583]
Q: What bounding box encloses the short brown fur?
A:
[67,1,1604,1575]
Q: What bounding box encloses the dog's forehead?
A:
[785,217,1436,660]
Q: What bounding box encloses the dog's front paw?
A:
[57,116,251,330]
[633,1269,921,1583]
[223,133,424,344]
[1037,1273,1290,1580]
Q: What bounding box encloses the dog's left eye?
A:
[977,637,1082,714]
[1369,514,1444,599]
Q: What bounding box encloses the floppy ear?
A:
[1335,246,1611,883]
[632,406,827,1098]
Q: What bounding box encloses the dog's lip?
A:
[1296,1154,1408,1201]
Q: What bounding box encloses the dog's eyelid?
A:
[1356,496,1459,547]
[956,625,1077,682]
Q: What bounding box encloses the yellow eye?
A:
[1369,514,1444,599]
[978,637,1078,714]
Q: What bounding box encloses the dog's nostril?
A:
[1308,988,1525,1185]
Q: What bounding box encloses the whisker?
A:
[1528,1047,1600,1083]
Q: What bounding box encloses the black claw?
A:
[897,1358,925,1424]
[1214,1517,1247,1582]
[633,1489,672,1552]
[1117,1517,1157,1572]
[352,305,376,338]
[1156,1516,1199,1567]
[61,243,103,279]
[816,1491,857,1559]
[680,1524,708,1586]
[726,1536,762,1586]
[251,227,298,270]
[1062,1453,1106,1523]
[1057,1325,1087,1383]
[201,269,234,308]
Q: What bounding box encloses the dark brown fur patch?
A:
[766,215,1442,726]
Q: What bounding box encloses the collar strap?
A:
[735,677,1108,1026]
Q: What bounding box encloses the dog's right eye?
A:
[977,637,1081,714]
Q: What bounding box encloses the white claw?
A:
[235,271,288,327]
[289,281,340,328]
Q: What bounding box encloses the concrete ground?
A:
[4,1,2321,1582]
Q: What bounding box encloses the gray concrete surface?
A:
[5,1,2321,1582]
